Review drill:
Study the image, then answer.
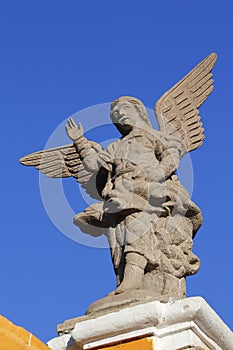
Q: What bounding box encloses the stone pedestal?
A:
[47,297,233,350]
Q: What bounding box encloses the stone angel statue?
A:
[20,53,217,312]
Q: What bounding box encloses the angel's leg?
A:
[115,252,147,294]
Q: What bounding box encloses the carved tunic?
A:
[85,128,201,281]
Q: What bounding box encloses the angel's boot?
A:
[115,252,147,294]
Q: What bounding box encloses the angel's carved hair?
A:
[111,96,152,128]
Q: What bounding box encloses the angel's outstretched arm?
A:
[20,118,106,200]
[66,117,101,172]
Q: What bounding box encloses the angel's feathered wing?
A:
[155,53,217,152]
[20,142,104,200]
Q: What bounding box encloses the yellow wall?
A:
[0,315,49,350]
[96,337,154,350]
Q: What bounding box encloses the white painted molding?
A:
[83,322,222,350]
[47,334,71,350]
[48,297,233,350]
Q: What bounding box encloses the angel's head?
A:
[110,96,152,135]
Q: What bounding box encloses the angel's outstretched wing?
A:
[155,53,217,152]
[20,141,105,200]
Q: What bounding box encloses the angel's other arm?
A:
[153,137,184,182]
[159,144,180,177]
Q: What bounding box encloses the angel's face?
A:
[110,99,152,136]
[111,101,135,124]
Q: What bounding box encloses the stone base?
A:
[86,289,181,316]
[47,297,233,350]
[56,291,183,336]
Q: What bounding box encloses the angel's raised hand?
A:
[65,118,83,141]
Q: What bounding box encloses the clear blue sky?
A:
[1,0,233,343]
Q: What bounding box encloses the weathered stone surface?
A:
[86,288,182,316]
[20,53,217,307]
